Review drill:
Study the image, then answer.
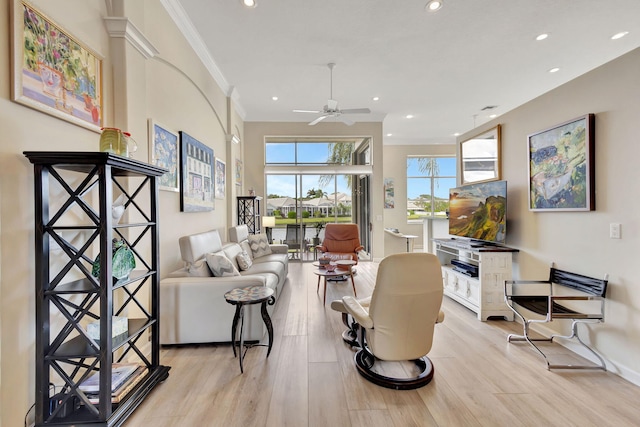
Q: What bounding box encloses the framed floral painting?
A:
[11,1,104,132]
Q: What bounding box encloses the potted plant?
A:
[313,221,325,246]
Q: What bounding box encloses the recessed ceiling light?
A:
[549,67,560,73]
[489,114,497,119]
[272,96,278,101]
[453,133,460,136]
[406,114,414,119]
[372,96,380,101]
[611,31,629,40]
[242,0,257,8]
[386,133,393,137]
[536,33,549,41]
[425,0,443,12]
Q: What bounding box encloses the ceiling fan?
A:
[293,63,371,126]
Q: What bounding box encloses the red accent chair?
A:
[316,223,363,264]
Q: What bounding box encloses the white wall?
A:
[0,2,113,425]
[381,144,456,256]
[0,1,241,425]
[457,47,640,383]
[142,0,235,275]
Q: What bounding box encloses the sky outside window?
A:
[407,157,457,199]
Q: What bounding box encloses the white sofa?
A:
[160,225,289,345]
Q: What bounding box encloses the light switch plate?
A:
[610,223,621,239]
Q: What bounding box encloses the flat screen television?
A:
[448,180,507,244]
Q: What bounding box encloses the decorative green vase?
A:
[92,239,136,282]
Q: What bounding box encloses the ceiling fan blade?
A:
[337,115,355,126]
[293,109,323,113]
[308,115,329,126]
[327,99,339,110]
[340,108,371,114]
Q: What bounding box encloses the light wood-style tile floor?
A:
[126,261,640,426]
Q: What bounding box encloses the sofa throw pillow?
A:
[205,252,240,277]
[248,234,272,258]
[186,259,214,277]
[240,241,254,260]
[236,251,253,271]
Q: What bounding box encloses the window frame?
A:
[406,155,456,223]
[265,140,356,166]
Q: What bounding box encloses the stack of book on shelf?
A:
[79,363,147,404]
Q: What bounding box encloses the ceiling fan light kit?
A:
[293,63,371,126]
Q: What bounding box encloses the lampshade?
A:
[262,216,276,228]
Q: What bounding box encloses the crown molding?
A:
[226,86,246,120]
[104,17,159,59]
[160,0,246,120]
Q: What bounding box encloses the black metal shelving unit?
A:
[237,196,262,234]
[25,152,170,427]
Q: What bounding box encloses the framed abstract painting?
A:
[528,114,595,211]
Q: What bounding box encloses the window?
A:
[265,141,354,165]
[407,156,456,222]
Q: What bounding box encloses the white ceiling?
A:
[168,0,640,145]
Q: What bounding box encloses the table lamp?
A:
[262,216,276,243]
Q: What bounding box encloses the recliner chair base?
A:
[340,313,359,347]
[354,349,434,390]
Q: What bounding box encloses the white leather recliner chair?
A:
[334,253,444,389]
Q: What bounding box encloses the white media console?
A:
[433,238,518,321]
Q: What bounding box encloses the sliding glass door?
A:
[264,138,372,262]
[265,173,355,262]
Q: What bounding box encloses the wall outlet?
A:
[610,223,621,239]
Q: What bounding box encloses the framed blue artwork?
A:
[148,119,179,192]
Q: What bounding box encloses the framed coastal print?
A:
[460,125,501,184]
[179,131,215,212]
[528,114,595,211]
[11,1,103,132]
[214,158,226,199]
[148,119,179,192]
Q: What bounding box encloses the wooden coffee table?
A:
[313,262,357,305]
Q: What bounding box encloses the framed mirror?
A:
[460,124,501,184]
